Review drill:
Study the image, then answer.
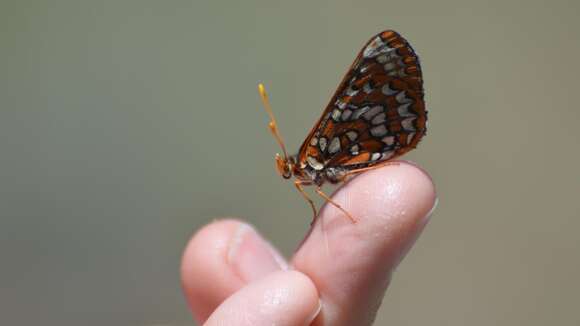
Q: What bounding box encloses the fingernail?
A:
[227,224,288,282]
[306,298,322,324]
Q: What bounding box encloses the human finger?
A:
[292,161,437,326]
[181,219,288,323]
[204,270,321,326]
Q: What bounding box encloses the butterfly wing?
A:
[297,30,427,173]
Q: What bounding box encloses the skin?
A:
[181,161,437,326]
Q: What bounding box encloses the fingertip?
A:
[181,219,246,321]
[181,219,288,323]
[278,270,321,323]
[204,270,321,326]
[366,161,437,265]
[181,219,242,280]
[337,161,437,264]
[292,161,437,325]
[377,160,437,223]
[337,160,437,228]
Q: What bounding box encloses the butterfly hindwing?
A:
[297,30,427,172]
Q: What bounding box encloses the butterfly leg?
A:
[315,187,358,223]
[294,180,318,224]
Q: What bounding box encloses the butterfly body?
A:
[275,154,346,186]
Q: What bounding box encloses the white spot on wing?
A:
[384,62,396,71]
[362,82,373,94]
[382,136,395,146]
[319,137,327,151]
[328,137,341,154]
[397,103,414,117]
[407,132,416,144]
[370,125,388,137]
[349,144,360,155]
[384,51,399,61]
[382,84,398,96]
[331,109,341,121]
[371,152,381,161]
[381,151,394,160]
[363,37,385,58]
[401,118,416,131]
[310,137,318,146]
[345,86,358,97]
[341,109,352,121]
[307,156,324,170]
[362,105,383,121]
[396,91,412,104]
[371,112,386,125]
[346,131,358,141]
[352,106,370,119]
[377,54,388,64]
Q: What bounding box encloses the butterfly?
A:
[258,30,427,223]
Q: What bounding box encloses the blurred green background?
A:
[1,0,579,325]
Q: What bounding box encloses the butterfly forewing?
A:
[297,30,427,173]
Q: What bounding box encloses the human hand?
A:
[181,161,437,325]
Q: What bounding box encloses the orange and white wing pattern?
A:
[297,30,427,176]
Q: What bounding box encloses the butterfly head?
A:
[275,153,293,179]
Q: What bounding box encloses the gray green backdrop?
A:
[1,0,579,325]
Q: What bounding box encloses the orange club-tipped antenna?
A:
[258,83,289,160]
[257,83,358,224]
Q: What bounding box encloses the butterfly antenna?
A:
[258,83,289,159]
